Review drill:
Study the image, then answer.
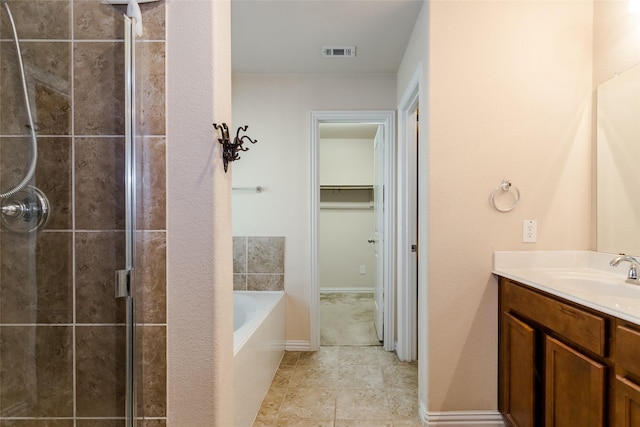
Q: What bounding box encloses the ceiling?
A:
[231,0,423,74]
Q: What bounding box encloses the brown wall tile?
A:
[0,0,166,423]
[138,420,167,427]
[1,232,73,324]
[0,326,73,417]
[139,1,166,41]
[136,136,166,231]
[0,42,71,136]
[0,137,32,193]
[75,231,126,324]
[0,421,74,427]
[74,42,125,135]
[136,325,166,417]
[38,137,72,230]
[76,421,124,427]
[75,137,125,230]
[74,0,125,40]
[234,273,247,291]
[138,43,166,135]
[76,325,126,417]
[0,1,70,40]
[247,236,285,274]
[233,236,247,273]
[247,274,285,291]
[135,231,166,323]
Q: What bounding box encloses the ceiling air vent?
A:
[322,46,356,58]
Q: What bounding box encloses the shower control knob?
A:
[0,185,49,233]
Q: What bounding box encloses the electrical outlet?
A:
[522,220,537,243]
[359,265,366,275]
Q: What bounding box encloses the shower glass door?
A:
[0,1,167,426]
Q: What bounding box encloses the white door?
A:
[373,125,385,342]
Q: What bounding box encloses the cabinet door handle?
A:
[559,306,578,317]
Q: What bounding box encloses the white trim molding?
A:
[310,110,396,352]
[396,64,422,362]
[285,340,312,351]
[419,406,504,426]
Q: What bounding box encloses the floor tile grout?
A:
[252,293,421,426]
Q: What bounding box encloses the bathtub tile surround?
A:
[234,236,285,291]
[252,346,422,426]
[0,0,166,425]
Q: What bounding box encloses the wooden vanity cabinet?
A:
[544,335,606,426]
[500,312,536,427]
[614,323,640,427]
[499,277,611,427]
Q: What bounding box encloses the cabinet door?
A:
[545,336,606,427]
[615,376,640,427]
[500,312,536,427]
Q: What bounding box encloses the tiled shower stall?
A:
[0,1,166,425]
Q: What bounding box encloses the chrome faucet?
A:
[610,254,640,283]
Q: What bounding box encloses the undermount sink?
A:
[548,271,640,299]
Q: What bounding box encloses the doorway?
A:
[397,67,421,362]
[310,111,395,351]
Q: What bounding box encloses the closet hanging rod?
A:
[232,186,263,193]
[320,185,373,190]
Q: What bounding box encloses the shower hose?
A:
[1,0,39,199]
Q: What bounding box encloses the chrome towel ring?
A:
[490,180,520,212]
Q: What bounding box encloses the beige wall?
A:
[319,138,376,291]
[232,73,396,342]
[398,0,594,414]
[592,0,640,252]
[319,138,374,186]
[593,0,640,87]
[166,0,233,425]
[160,0,640,424]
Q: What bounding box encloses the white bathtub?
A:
[233,291,285,427]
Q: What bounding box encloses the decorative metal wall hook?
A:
[212,123,258,173]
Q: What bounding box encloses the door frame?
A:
[310,110,396,351]
[396,66,421,361]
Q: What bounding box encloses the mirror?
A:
[597,62,640,255]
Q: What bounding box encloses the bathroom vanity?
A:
[494,252,640,427]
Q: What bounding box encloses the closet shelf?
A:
[320,202,373,210]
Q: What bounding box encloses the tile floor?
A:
[320,293,380,346]
[251,346,423,426]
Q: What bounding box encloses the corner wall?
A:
[397,0,593,416]
[166,0,233,425]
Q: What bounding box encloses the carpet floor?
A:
[320,292,381,346]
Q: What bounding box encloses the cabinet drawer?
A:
[616,324,640,377]
[504,280,607,356]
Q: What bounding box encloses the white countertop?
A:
[493,251,640,326]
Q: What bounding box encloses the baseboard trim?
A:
[285,340,312,351]
[319,287,374,293]
[419,404,504,426]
